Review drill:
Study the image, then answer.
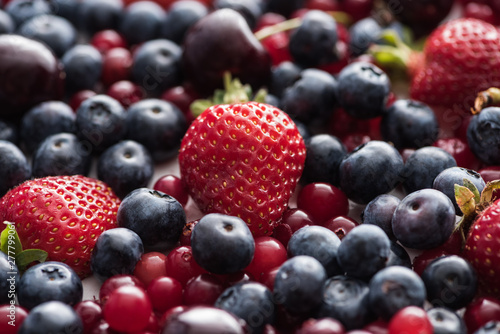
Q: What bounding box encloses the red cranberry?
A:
[133,251,168,286]
[99,274,145,305]
[0,305,28,334]
[281,208,314,233]
[433,137,481,170]
[412,248,450,277]
[153,174,189,206]
[159,305,188,328]
[254,12,286,31]
[296,317,346,334]
[161,85,199,124]
[245,236,287,282]
[144,312,161,333]
[179,220,199,246]
[91,30,127,54]
[271,222,294,248]
[260,266,280,291]
[387,306,433,334]
[329,108,371,139]
[147,276,184,314]
[74,301,103,334]
[106,80,146,108]
[183,273,225,306]
[164,245,207,286]
[101,47,132,86]
[464,297,500,333]
[297,183,349,224]
[213,271,253,287]
[321,215,358,240]
[69,90,97,112]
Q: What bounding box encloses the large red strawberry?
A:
[178,101,306,237]
[0,175,120,278]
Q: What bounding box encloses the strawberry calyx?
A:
[472,87,500,114]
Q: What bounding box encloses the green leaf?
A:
[253,88,268,104]
[0,221,23,257]
[15,249,48,272]
[480,179,500,203]
[463,178,480,203]
[190,99,213,117]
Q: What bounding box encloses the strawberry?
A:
[178,101,306,237]
[0,175,120,278]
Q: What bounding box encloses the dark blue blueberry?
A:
[337,224,391,280]
[125,98,187,162]
[387,241,411,269]
[316,275,375,330]
[401,146,457,194]
[336,62,391,119]
[161,0,208,45]
[17,261,83,310]
[5,0,52,27]
[475,321,500,334]
[368,266,426,321]
[264,93,280,108]
[263,0,304,19]
[281,68,337,125]
[75,94,126,153]
[49,0,80,25]
[0,140,31,197]
[215,281,275,334]
[131,39,183,97]
[90,227,144,282]
[273,255,326,316]
[301,134,347,187]
[214,0,263,30]
[348,17,383,57]
[288,10,339,68]
[78,0,123,36]
[392,188,456,250]
[361,194,400,241]
[467,107,500,165]
[20,100,75,153]
[433,167,486,215]
[120,1,165,46]
[18,301,83,334]
[97,140,154,199]
[380,99,439,150]
[293,119,311,141]
[0,9,15,34]
[287,225,342,277]
[0,251,19,305]
[0,119,19,144]
[117,188,186,251]
[18,14,76,58]
[269,61,302,99]
[32,132,92,177]
[422,255,477,310]
[191,213,255,275]
[339,140,404,204]
[427,307,466,334]
[62,44,102,93]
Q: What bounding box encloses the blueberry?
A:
[392,188,456,250]
[386,241,412,269]
[287,225,342,277]
[5,0,52,27]
[433,167,486,215]
[214,0,263,30]
[336,62,391,119]
[422,255,477,310]
[427,307,467,334]
[62,44,102,93]
[401,146,457,194]
[0,9,15,34]
[131,39,183,97]
[18,301,83,334]
[215,281,275,334]
[97,140,154,199]
[49,0,80,25]
[0,251,19,305]
[361,194,400,241]
[273,255,326,316]
[120,1,166,46]
[20,100,76,153]
[269,61,302,99]
[380,99,439,150]
[368,266,426,321]
[348,17,383,57]
[17,261,83,310]
[301,134,347,187]
[32,133,92,177]
[90,227,144,282]
[475,322,500,334]
[339,140,404,204]
[78,0,123,36]
[337,224,391,280]
[467,107,500,166]
[288,10,339,68]
[0,119,18,144]
[316,275,375,330]
[75,94,127,153]
[0,140,31,197]
[18,14,77,57]
[117,188,186,251]
[264,0,304,17]
[161,0,208,45]
[125,98,187,162]
[191,213,255,275]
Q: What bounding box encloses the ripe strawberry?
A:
[0,175,120,278]
[178,102,306,237]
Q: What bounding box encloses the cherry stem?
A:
[471,87,500,114]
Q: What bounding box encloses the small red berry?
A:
[147,276,184,314]
[133,252,168,286]
[99,274,145,305]
[106,80,146,108]
[0,305,28,334]
[183,273,225,306]
[244,236,287,282]
[74,301,102,334]
[153,174,189,207]
[321,215,358,240]
[297,183,349,224]
[164,245,207,286]
[91,30,127,54]
[388,306,433,334]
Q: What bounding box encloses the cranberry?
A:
[133,251,168,286]
[281,208,314,233]
[297,183,349,224]
[99,274,145,305]
[433,137,481,171]
[179,220,199,246]
[244,236,287,282]
[296,317,346,334]
[254,12,286,31]
[144,312,161,333]
[387,306,433,334]
[101,47,132,86]
[147,276,184,313]
[164,245,207,286]
[321,215,358,240]
[412,248,450,277]
[106,80,146,108]
[183,273,225,306]
[271,222,294,248]
[464,297,500,333]
[74,301,103,334]
[161,85,199,124]
[0,305,28,334]
[342,133,372,152]
[153,174,189,206]
[69,90,97,112]
[213,271,253,287]
[91,30,127,54]
[260,266,280,291]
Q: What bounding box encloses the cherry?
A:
[153,174,189,207]
[101,47,132,87]
[433,137,481,171]
[164,245,207,286]
[147,276,184,314]
[463,297,500,333]
[297,182,349,224]
[179,220,199,246]
[74,300,103,334]
[99,274,145,305]
[387,306,433,334]
[69,90,97,112]
[0,305,28,334]
[321,215,358,240]
[102,285,152,333]
[296,317,346,334]
[106,80,146,108]
[161,85,199,124]
[91,30,127,54]
[244,236,288,282]
[133,251,168,286]
[183,273,225,306]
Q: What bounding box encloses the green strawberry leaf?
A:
[463,178,480,204]
[479,179,500,204]
[15,249,48,272]
[1,221,23,257]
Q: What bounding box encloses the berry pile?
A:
[2,0,500,333]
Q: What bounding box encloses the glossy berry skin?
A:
[62,44,103,93]
[361,194,400,241]
[0,304,28,334]
[401,146,457,195]
[339,140,404,204]
[273,255,327,316]
[269,61,301,99]
[0,9,14,34]
[90,29,127,54]
[464,297,500,333]
[392,189,456,250]
[387,241,412,269]
[348,17,382,57]
[153,175,189,207]
[117,188,186,251]
[107,80,146,108]
[99,274,145,303]
[162,0,208,45]
[321,215,358,240]
[133,252,167,286]
[164,245,207,286]
[287,225,342,277]
[183,273,225,306]
[78,0,123,36]
[387,306,433,334]
[97,140,154,199]
[381,99,439,150]
[427,307,466,334]
[90,227,144,282]
[18,301,83,334]
[296,317,346,334]
[297,183,349,224]
[336,62,391,119]
[245,236,287,282]
[191,213,255,275]
[317,275,375,330]
[32,133,92,178]
[368,266,427,321]
[0,119,18,144]
[5,0,52,27]
[0,140,31,197]
[101,47,132,87]
[215,281,275,333]
[74,300,102,334]
[147,276,183,313]
[467,107,500,166]
[126,98,187,162]
[0,251,19,305]
[119,1,165,46]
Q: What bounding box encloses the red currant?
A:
[297,182,349,224]
[244,236,287,282]
[388,306,433,334]
[183,273,225,306]
[147,276,184,313]
[179,220,198,246]
[363,319,389,334]
[153,174,189,207]
[133,251,168,286]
